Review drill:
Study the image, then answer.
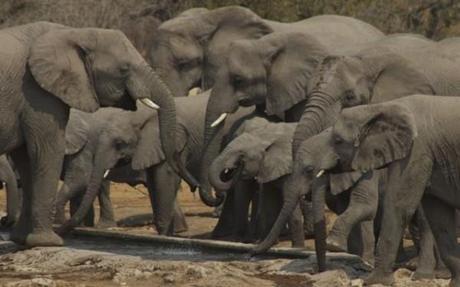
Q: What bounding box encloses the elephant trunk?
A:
[252,176,304,254]
[208,153,240,192]
[312,179,328,272]
[130,65,199,189]
[54,183,70,224]
[292,93,341,155]
[57,150,115,234]
[199,70,239,206]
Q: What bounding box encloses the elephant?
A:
[200,20,384,208]
[0,21,175,247]
[253,125,440,278]
[0,155,20,228]
[209,118,305,247]
[59,91,253,235]
[307,95,460,286]
[292,33,460,155]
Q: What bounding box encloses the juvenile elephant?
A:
[292,33,460,155]
[0,155,20,228]
[59,91,253,235]
[209,118,304,247]
[0,22,173,247]
[309,95,460,286]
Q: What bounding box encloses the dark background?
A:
[0,0,459,39]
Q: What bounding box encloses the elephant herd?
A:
[2,5,460,286]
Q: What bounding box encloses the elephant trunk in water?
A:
[292,93,341,156]
[57,147,115,234]
[200,70,239,206]
[312,179,328,272]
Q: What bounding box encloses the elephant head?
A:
[28,26,178,181]
[332,101,417,172]
[149,6,273,99]
[209,121,294,191]
[58,105,169,233]
[292,47,433,155]
[202,32,327,206]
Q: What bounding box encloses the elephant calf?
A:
[210,118,306,247]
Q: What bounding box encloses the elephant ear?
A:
[366,53,435,102]
[131,115,165,170]
[329,171,365,195]
[28,28,99,112]
[65,110,90,155]
[349,103,417,171]
[258,137,293,183]
[265,34,327,116]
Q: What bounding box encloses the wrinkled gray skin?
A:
[292,33,460,155]
[209,118,304,247]
[326,95,460,286]
[0,22,175,247]
[257,128,438,279]
[58,91,253,235]
[150,6,384,206]
[0,155,20,227]
[202,16,384,207]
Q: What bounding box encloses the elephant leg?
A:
[301,199,314,238]
[245,188,260,243]
[172,200,188,234]
[288,203,305,248]
[360,220,375,266]
[233,179,257,241]
[258,183,282,241]
[2,165,20,228]
[146,163,181,235]
[96,180,116,228]
[9,146,32,244]
[412,206,437,280]
[212,190,235,239]
[422,195,460,287]
[55,182,82,224]
[327,175,379,254]
[365,164,429,286]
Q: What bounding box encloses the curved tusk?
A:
[316,170,325,178]
[139,98,160,110]
[103,170,110,179]
[210,113,228,128]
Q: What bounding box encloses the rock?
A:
[312,270,351,287]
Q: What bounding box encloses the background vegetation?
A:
[0,0,459,39]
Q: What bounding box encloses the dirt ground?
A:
[0,183,454,287]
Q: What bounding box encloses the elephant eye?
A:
[232,75,244,88]
[344,90,355,102]
[334,135,344,145]
[119,64,130,77]
[304,165,314,174]
[114,139,127,150]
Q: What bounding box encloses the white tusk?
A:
[188,87,202,96]
[103,170,110,179]
[210,113,228,128]
[139,98,160,110]
[316,170,325,178]
[224,168,230,174]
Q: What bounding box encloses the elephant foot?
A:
[363,271,394,286]
[10,227,28,245]
[326,235,347,253]
[25,230,64,247]
[362,256,375,270]
[173,225,188,234]
[95,220,117,229]
[435,267,451,279]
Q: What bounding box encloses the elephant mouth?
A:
[112,90,137,111]
[220,167,237,182]
[238,98,254,107]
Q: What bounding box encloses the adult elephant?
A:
[57,91,253,235]
[200,21,383,207]
[291,33,460,155]
[0,22,175,247]
[0,155,20,228]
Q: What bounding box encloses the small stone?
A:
[133,269,142,278]
[163,273,175,284]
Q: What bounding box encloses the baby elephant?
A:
[209,118,305,247]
